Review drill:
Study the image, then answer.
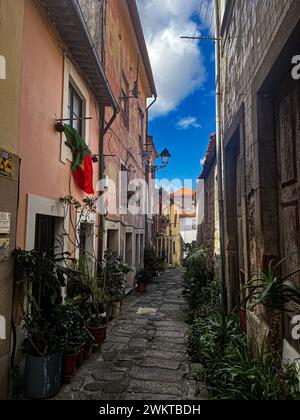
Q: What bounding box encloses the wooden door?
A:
[34,214,55,254]
[276,76,300,352]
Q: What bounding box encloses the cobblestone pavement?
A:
[56,269,205,400]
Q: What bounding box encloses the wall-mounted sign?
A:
[0,212,11,234]
[0,149,12,178]
[0,238,10,261]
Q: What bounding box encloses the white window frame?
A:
[26,194,69,252]
[61,57,90,163]
[75,210,97,277]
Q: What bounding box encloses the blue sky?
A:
[149,46,215,184]
[137,0,216,187]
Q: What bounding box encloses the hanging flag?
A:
[64,124,94,194]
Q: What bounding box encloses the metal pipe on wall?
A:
[214,0,227,311]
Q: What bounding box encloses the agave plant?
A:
[241,259,300,367]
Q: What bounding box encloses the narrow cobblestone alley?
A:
[55,269,201,401]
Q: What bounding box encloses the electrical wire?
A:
[105,124,146,176]
[209,1,215,35]
[194,0,205,37]
[203,0,211,33]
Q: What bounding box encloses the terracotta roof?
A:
[171,188,196,198]
[199,134,216,179]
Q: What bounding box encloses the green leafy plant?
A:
[101,251,131,303]
[183,247,219,322]
[135,268,152,285]
[14,249,71,312]
[240,259,300,365]
[58,301,94,354]
[187,312,300,400]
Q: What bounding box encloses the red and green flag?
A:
[64,124,94,195]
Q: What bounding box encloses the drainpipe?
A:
[98,106,118,268]
[145,96,157,248]
[214,0,227,312]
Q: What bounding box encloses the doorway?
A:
[125,232,134,288]
[275,75,300,354]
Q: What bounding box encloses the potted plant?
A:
[62,344,80,385]
[88,315,107,344]
[22,300,66,399]
[102,251,131,319]
[59,301,93,382]
[14,249,70,399]
[135,269,152,293]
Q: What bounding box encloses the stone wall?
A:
[220,0,300,356]
[78,0,105,62]
[198,163,216,258]
[221,0,299,274]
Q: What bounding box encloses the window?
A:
[138,108,144,150]
[121,72,129,129]
[61,58,90,163]
[68,83,83,136]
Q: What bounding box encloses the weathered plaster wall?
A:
[0,0,25,399]
[17,0,100,250]
[198,163,217,258]
[220,0,300,356]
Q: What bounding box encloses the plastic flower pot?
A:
[88,325,107,344]
[136,282,147,293]
[62,352,79,384]
[24,353,62,400]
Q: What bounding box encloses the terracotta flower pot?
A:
[136,282,147,293]
[62,353,79,384]
[88,325,107,344]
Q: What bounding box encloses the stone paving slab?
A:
[55,269,205,401]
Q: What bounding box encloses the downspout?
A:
[95,0,119,267]
[214,0,227,312]
[145,96,157,248]
[97,106,118,267]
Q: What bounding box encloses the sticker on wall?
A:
[0,212,11,234]
[0,238,10,261]
[0,149,12,178]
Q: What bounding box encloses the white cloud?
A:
[137,0,214,119]
[200,156,206,166]
[176,116,202,130]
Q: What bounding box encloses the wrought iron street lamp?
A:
[145,147,171,173]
